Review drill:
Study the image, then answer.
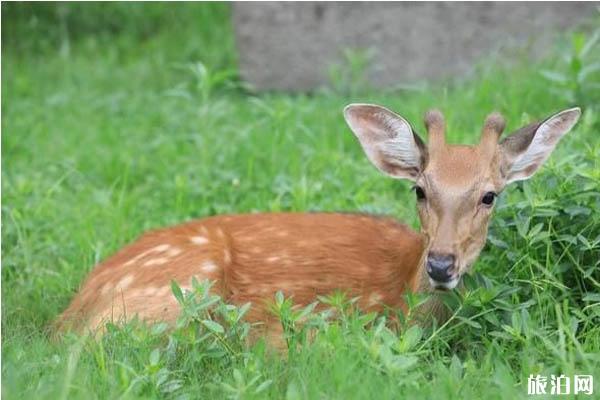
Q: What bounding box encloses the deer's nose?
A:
[426,253,456,283]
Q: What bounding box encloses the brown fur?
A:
[56,213,426,337]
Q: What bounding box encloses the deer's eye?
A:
[481,191,497,206]
[414,186,426,201]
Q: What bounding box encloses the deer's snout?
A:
[426,252,456,283]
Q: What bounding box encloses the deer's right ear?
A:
[344,104,427,181]
[499,108,581,184]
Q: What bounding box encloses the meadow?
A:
[2,4,600,399]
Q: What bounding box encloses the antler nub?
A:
[424,109,446,149]
[480,112,505,148]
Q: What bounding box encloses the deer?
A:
[55,104,581,345]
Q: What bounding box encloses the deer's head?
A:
[344,104,580,290]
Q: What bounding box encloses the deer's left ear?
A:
[499,108,581,184]
[344,104,427,181]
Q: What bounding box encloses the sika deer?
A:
[56,104,581,342]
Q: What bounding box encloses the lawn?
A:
[2,3,600,399]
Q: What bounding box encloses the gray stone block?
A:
[232,2,597,91]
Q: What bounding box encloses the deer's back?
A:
[56,212,425,333]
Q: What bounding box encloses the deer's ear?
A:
[344,104,427,181]
[499,108,581,184]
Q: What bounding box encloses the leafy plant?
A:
[541,29,600,106]
[170,278,251,358]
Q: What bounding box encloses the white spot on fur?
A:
[158,286,172,296]
[223,248,232,264]
[236,253,251,261]
[267,256,281,263]
[141,287,159,297]
[115,274,134,291]
[126,288,142,298]
[143,257,169,266]
[368,292,384,306]
[201,260,218,273]
[190,236,209,245]
[124,244,171,266]
[166,247,182,257]
[100,283,112,295]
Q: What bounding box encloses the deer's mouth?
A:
[429,276,460,291]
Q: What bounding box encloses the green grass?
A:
[2,3,600,399]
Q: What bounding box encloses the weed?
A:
[2,4,599,399]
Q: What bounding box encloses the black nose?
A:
[426,253,456,283]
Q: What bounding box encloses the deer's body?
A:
[57,104,581,342]
[57,213,427,334]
